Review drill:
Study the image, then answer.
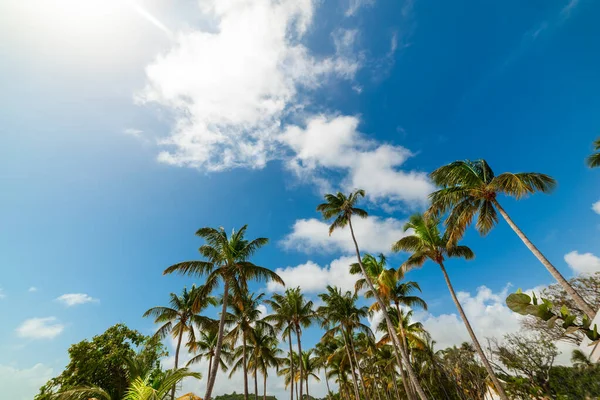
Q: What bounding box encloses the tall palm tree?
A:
[392,213,508,400]
[248,325,283,400]
[53,368,201,400]
[265,287,316,400]
[186,328,232,385]
[428,159,595,319]
[143,286,215,400]
[314,339,337,396]
[587,137,600,168]
[163,225,284,400]
[225,292,272,400]
[299,350,321,399]
[317,190,428,400]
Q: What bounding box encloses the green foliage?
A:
[35,324,167,400]
[587,137,600,168]
[506,291,600,344]
[548,364,600,399]
[214,393,278,400]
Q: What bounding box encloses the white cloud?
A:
[140,0,360,172]
[281,215,410,254]
[345,0,375,16]
[56,293,98,307]
[267,256,357,293]
[592,200,600,214]
[124,128,143,138]
[28,287,37,293]
[564,251,600,275]
[0,288,5,299]
[0,363,54,400]
[280,115,433,206]
[16,317,64,339]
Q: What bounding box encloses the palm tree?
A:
[428,159,595,319]
[587,137,600,168]
[314,339,337,396]
[53,368,201,400]
[265,287,316,400]
[163,225,284,400]
[317,190,428,400]
[143,286,215,400]
[392,213,508,400]
[225,292,272,400]
[299,350,321,399]
[318,286,373,400]
[571,349,593,369]
[248,325,283,400]
[186,328,232,385]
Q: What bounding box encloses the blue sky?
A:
[1,0,599,398]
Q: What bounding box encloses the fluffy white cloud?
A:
[56,293,99,306]
[0,363,54,400]
[140,0,359,171]
[280,115,433,205]
[592,200,600,214]
[281,216,409,254]
[267,256,357,293]
[16,317,64,339]
[28,287,37,293]
[564,251,600,275]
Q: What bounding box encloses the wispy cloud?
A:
[124,128,143,138]
[56,293,98,307]
[128,1,173,37]
[28,287,37,293]
[0,288,5,299]
[592,200,600,214]
[345,0,376,17]
[16,317,64,339]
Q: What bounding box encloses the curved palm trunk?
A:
[171,328,184,400]
[295,325,304,400]
[393,302,417,400]
[324,367,331,395]
[347,218,428,400]
[341,329,362,400]
[494,200,596,319]
[437,261,508,400]
[288,331,296,400]
[243,330,249,400]
[205,280,230,400]
[348,333,370,400]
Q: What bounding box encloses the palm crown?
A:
[428,159,555,244]
[587,137,600,168]
[316,190,368,235]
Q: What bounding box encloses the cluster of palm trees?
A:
[143,151,599,400]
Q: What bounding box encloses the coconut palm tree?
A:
[317,190,428,400]
[186,328,232,385]
[299,350,321,399]
[587,138,600,168]
[392,213,508,400]
[428,159,595,319]
[247,325,283,400]
[52,368,201,400]
[163,225,284,400]
[265,287,316,400]
[225,292,272,400]
[143,285,215,400]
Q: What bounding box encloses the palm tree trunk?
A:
[347,218,428,400]
[171,328,184,400]
[263,372,267,400]
[437,261,508,400]
[341,329,362,400]
[305,376,310,399]
[394,302,417,400]
[296,325,304,400]
[254,369,259,400]
[494,200,596,319]
[243,330,249,400]
[324,367,331,395]
[391,372,400,399]
[204,279,230,400]
[207,353,214,385]
[348,333,370,400]
[288,331,296,400]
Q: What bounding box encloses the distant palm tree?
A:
[143,286,215,400]
[299,350,321,399]
[393,213,508,400]
[265,287,316,400]
[248,325,283,400]
[226,292,272,400]
[317,190,428,400]
[53,368,201,400]
[186,328,231,384]
[571,349,593,369]
[428,159,595,319]
[587,137,600,168]
[163,225,284,400]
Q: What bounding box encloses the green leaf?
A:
[532,292,538,305]
[506,293,532,315]
[560,305,569,318]
[547,315,559,329]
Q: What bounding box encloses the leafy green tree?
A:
[587,137,600,167]
[317,190,427,400]
[164,225,283,400]
[35,324,166,400]
[428,159,595,319]
[393,213,508,400]
[143,285,215,400]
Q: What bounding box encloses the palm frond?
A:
[491,172,556,198]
